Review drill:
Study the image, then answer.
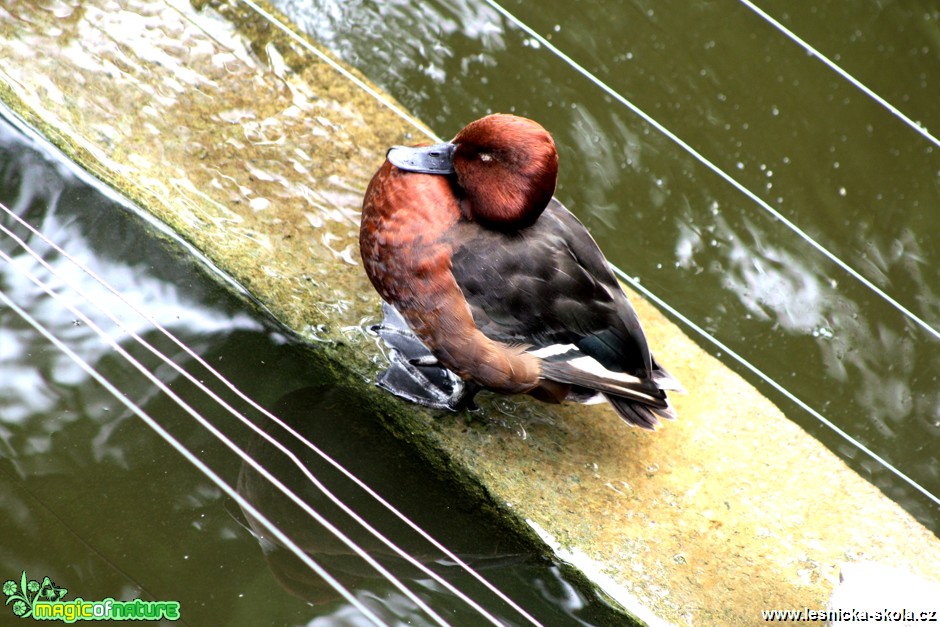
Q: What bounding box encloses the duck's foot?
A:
[371,302,477,412]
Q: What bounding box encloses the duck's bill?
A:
[387,142,455,174]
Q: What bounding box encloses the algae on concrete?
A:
[1,1,938,624]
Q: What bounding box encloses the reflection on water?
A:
[0,109,627,623]
[271,0,939,530]
[236,385,531,619]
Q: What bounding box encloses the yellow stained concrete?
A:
[1,1,937,624]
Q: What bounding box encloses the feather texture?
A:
[445,199,680,428]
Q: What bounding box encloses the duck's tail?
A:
[536,349,683,430]
[603,392,676,430]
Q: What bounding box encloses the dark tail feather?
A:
[540,359,680,429]
[605,394,676,430]
[652,362,686,394]
[539,361,664,404]
[542,361,684,429]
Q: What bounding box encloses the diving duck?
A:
[360,114,682,428]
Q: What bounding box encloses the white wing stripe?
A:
[566,356,643,385]
[527,343,579,358]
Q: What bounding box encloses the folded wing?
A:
[448,199,683,428]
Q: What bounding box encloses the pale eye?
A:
[478,152,494,162]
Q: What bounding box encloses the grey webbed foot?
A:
[371,302,475,412]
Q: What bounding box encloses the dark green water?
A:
[1,0,938,625]
[276,0,940,520]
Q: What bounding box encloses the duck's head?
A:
[387,114,558,230]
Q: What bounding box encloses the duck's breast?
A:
[360,162,462,306]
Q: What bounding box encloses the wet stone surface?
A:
[1,1,938,624]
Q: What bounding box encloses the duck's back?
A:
[445,199,653,378]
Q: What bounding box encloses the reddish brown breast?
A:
[360,160,540,393]
[360,161,459,303]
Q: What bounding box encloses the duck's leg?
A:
[448,380,481,412]
[371,302,472,412]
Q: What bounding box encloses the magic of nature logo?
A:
[3,571,180,622]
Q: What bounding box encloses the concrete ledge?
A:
[2,1,938,624]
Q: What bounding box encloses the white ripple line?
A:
[480,0,940,343]
[0,200,541,627]
[0,286,387,627]
[0,241,454,627]
[613,266,940,508]
[739,0,940,150]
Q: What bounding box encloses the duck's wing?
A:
[448,199,682,428]
[447,198,652,375]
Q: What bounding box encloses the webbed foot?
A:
[371,302,478,412]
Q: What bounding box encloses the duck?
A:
[359,114,682,428]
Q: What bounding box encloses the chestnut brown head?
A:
[386,114,558,230]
